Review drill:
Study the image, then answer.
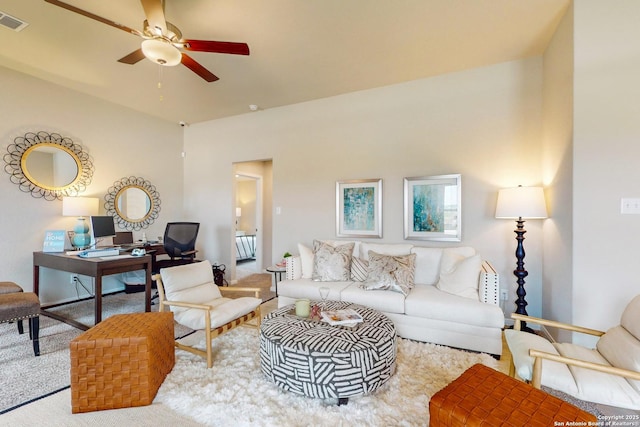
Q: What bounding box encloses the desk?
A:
[33,251,152,330]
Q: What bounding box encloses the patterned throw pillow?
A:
[350,257,369,281]
[362,250,416,295]
[311,240,355,281]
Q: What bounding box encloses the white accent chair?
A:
[505,294,640,410]
[154,260,262,368]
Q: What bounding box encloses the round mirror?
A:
[116,186,152,222]
[3,131,94,200]
[105,176,161,230]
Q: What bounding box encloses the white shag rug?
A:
[155,327,497,427]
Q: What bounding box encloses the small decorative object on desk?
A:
[321,308,363,326]
[43,230,66,252]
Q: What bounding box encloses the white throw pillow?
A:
[311,240,354,281]
[298,243,314,279]
[436,253,481,300]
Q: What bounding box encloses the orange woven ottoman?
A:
[429,364,597,426]
[70,312,175,414]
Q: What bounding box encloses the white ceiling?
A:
[0,0,569,125]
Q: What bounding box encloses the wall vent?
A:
[0,11,29,32]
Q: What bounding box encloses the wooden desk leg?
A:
[33,264,40,295]
[145,260,152,312]
[95,275,102,325]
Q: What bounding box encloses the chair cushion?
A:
[503,329,578,395]
[174,296,261,330]
[621,294,640,340]
[160,260,222,305]
[596,325,640,393]
[555,342,640,410]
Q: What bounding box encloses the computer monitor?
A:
[89,215,116,247]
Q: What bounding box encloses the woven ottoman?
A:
[429,364,597,426]
[70,312,175,413]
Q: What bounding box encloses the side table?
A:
[266,265,286,296]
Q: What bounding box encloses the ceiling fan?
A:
[44,0,250,82]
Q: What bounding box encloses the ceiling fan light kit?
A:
[141,39,181,66]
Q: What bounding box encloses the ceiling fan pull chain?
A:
[157,64,164,102]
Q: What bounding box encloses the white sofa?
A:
[277,240,505,357]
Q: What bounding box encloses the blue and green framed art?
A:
[336,179,382,238]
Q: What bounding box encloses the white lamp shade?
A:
[495,186,548,219]
[62,197,99,217]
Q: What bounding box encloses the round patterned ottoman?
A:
[260,301,397,403]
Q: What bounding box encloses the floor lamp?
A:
[495,186,547,333]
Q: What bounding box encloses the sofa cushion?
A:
[341,282,405,314]
[596,325,640,392]
[362,251,416,296]
[405,285,504,329]
[503,329,578,395]
[312,240,354,281]
[277,278,352,301]
[410,247,443,286]
[350,257,368,281]
[436,253,482,300]
[359,242,413,261]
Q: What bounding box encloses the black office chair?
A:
[153,222,200,272]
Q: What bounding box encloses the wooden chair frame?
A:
[153,274,261,368]
[511,313,640,388]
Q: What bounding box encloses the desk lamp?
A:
[495,186,547,333]
[63,196,99,249]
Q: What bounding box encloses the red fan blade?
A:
[183,40,250,56]
[181,54,219,82]
[44,0,142,36]
[118,49,146,65]
[140,0,167,35]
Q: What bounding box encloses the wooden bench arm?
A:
[529,349,640,388]
[161,300,212,311]
[511,313,605,337]
[219,287,261,298]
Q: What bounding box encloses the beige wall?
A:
[0,66,184,304]
[542,2,574,340]
[184,58,546,317]
[571,0,640,340]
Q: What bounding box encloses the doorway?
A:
[233,160,273,281]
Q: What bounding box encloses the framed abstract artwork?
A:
[336,179,382,238]
[404,174,461,241]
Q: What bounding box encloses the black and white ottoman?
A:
[260,301,397,404]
